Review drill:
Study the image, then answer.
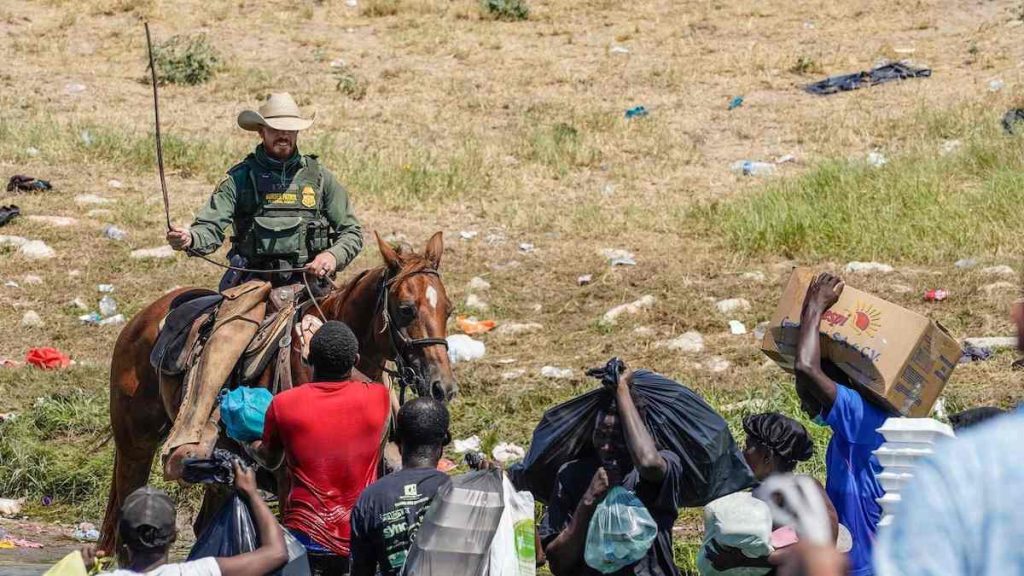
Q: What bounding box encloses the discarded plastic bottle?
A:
[730,160,775,176]
[99,295,117,317]
[924,289,948,302]
[103,225,127,241]
[728,96,744,110]
[624,106,649,119]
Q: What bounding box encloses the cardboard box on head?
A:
[762,268,962,417]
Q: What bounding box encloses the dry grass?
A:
[2,0,1024,571]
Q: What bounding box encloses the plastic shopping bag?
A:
[696,491,774,576]
[584,486,658,574]
[486,474,537,576]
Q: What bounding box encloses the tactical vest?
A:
[228,154,336,268]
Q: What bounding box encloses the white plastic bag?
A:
[486,474,537,576]
[696,491,774,576]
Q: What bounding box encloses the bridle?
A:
[376,267,449,404]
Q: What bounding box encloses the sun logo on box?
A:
[851,303,881,337]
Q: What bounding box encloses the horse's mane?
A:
[320,247,437,318]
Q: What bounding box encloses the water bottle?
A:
[730,160,775,176]
[99,295,117,317]
[104,225,127,241]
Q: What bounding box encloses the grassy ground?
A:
[2,0,1024,572]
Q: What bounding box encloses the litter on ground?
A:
[456,316,497,335]
[453,435,482,453]
[446,335,486,364]
[25,347,71,370]
[540,366,574,379]
[492,442,526,463]
[804,62,931,95]
[729,320,747,335]
[577,274,593,286]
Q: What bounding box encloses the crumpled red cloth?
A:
[25,347,71,370]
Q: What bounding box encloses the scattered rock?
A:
[25,147,40,157]
[0,498,24,517]
[19,240,55,259]
[729,320,747,335]
[64,82,86,94]
[493,322,543,336]
[599,248,636,266]
[501,369,526,380]
[540,366,574,379]
[601,294,656,325]
[74,194,113,206]
[107,179,123,189]
[130,245,176,260]
[962,337,1016,350]
[446,334,486,364]
[577,274,593,286]
[21,310,44,328]
[866,151,887,167]
[654,331,704,353]
[983,281,1017,295]
[0,235,28,248]
[609,45,631,55]
[25,215,77,227]
[845,261,894,274]
[633,326,655,337]
[459,230,478,240]
[86,209,113,218]
[954,258,978,269]
[4,281,18,288]
[741,271,766,283]
[22,275,42,285]
[706,356,732,373]
[940,140,962,155]
[70,297,89,310]
[467,276,491,291]
[465,294,489,311]
[518,243,536,253]
[981,265,1015,277]
[715,298,751,314]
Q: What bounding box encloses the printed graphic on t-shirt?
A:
[382,483,433,569]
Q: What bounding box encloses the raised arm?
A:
[794,273,843,411]
[181,176,238,256]
[216,462,289,576]
[544,468,609,576]
[615,369,666,483]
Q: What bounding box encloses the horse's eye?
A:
[398,303,417,324]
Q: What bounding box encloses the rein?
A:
[376,267,449,404]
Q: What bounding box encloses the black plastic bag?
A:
[514,358,754,507]
[182,449,238,485]
[188,493,311,576]
[804,62,931,96]
[401,468,505,576]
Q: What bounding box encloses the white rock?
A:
[729,320,747,335]
[715,298,751,314]
[75,194,113,206]
[22,275,42,285]
[518,243,536,253]
[706,356,732,373]
[0,235,28,247]
[983,281,1017,295]
[867,151,887,167]
[453,435,481,453]
[459,230,478,240]
[989,78,1005,92]
[465,294,489,311]
[65,82,86,94]
[941,140,962,155]
[130,245,176,260]
[540,366,574,379]
[71,297,89,310]
[99,314,125,326]
[654,331,704,353]
[493,322,543,336]
[501,369,526,380]
[467,277,491,291]
[954,258,978,269]
[0,498,24,517]
[741,271,766,283]
[609,45,630,54]
[446,334,486,364]
[19,240,55,259]
[21,310,44,328]
[633,326,655,337]
[963,337,1017,350]
[577,274,593,286]
[845,261,894,274]
[601,295,656,325]
[25,147,40,157]
[492,442,526,463]
[599,248,635,262]
[107,179,123,189]
[4,281,19,288]
[981,265,1015,277]
[25,215,78,227]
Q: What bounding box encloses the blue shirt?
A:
[875,410,1024,576]
[824,384,888,576]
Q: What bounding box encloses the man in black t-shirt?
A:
[539,367,684,576]
[350,398,452,576]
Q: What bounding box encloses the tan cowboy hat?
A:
[237,92,315,132]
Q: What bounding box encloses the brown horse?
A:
[99,232,455,554]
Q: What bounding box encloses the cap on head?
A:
[119,486,176,549]
[237,92,315,132]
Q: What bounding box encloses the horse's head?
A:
[375,231,457,402]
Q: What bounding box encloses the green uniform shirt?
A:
[188,145,363,270]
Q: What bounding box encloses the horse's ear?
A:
[375,231,402,271]
[424,231,443,270]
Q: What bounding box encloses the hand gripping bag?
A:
[583,486,658,574]
[696,491,774,576]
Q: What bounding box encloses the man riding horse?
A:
[162,92,363,480]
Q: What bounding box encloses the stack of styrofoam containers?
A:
[873,418,956,527]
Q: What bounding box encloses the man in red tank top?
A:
[250,321,390,575]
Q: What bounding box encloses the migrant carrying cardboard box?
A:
[761,268,962,417]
